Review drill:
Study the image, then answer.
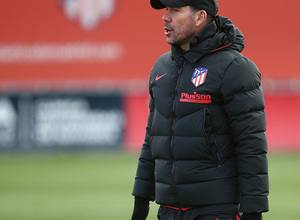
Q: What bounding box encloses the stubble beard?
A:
[166,21,196,49]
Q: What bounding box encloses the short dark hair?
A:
[190,6,215,23]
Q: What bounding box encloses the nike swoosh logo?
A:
[155,73,168,81]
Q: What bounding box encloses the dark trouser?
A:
[157,204,240,220]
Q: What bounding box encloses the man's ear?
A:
[195,10,207,27]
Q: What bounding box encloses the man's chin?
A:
[167,40,179,48]
[166,38,176,46]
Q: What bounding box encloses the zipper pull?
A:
[178,208,182,215]
[178,208,184,220]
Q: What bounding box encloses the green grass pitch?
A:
[0,151,299,220]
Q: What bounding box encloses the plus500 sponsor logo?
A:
[180,92,212,104]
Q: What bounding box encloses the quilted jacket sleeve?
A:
[220,56,269,213]
[132,93,155,201]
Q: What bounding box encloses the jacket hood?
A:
[172,16,245,63]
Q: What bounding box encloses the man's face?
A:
[163,6,197,50]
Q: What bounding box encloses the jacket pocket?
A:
[203,107,221,168]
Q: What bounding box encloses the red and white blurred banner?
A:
[0,0,299,85]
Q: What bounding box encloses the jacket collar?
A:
[171,16,245,64]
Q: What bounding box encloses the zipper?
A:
[204,107,221,168]
[170,57,184,205]
[178,208,182,219]
[211,132,221,169]
[162,205,190,219]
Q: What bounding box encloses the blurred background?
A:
[0,0,299,219]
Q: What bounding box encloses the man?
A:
[131,0,269,219]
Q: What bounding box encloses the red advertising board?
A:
[0,0,168,85]
[265,94,300,151]
[0,0,299,86]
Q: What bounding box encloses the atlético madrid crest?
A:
[191,68,208,87]
[57,0,120,31]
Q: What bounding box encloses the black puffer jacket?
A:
[132,16,269,214]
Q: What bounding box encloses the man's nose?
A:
[162,12,171,22]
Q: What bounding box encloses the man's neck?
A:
[181,44,190,52]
